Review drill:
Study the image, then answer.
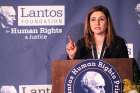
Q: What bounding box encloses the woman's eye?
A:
[91,19,95,21]
[100,17,106,21]
[100,18,105,21]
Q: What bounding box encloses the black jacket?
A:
[74,36,129,59]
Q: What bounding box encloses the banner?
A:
[0,0,140,93]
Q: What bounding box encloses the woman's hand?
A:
[66,35,77,59]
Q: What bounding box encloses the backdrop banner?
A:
[0,0,140,93]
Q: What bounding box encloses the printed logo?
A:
[0,5,64,40]
[0,6,16,29]
[135,3,140,25]
[0,85,17,93]
[19,85,52,93]
[64,59,122,93]
[18,6,65,26]
[126,43,134,58]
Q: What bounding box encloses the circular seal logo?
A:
[64,59,122,93]
[0,6,16,28]
[0,85,17,93]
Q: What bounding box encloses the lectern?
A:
[51,58,134,93]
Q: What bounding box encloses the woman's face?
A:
[90,11,107,35]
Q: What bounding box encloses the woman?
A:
[66,5,129,59]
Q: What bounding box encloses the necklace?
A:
[91,40,107,59]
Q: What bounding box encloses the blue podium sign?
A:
[64,59,122,93]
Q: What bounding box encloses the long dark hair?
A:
[84,5,116,48]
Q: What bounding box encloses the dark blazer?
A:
[74,35,129,59]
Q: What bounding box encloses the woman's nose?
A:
[95,20,100,25]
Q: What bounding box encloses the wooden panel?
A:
[51,58,134,93]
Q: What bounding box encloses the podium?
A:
[51,58,134,93]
